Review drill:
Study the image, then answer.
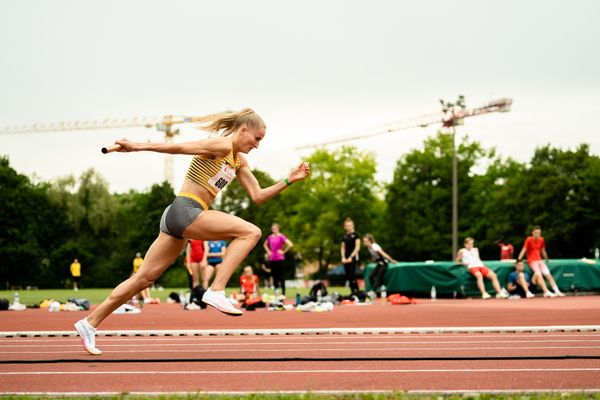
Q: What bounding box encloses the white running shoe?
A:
[526,291,536,299]
[74,318,102,355]
[554,290,566,297]
[482,292,491,299]
[543,291,556,298]
[496,288,509,299]
[202,288,243,316]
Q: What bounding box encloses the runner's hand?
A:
[114,138,138,152]
[289,161,311,183]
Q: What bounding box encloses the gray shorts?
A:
[159,196,204,239]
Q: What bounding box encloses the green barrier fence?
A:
[364,259,600,297]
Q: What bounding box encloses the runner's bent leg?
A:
[182,210,261,291]
[87,233,186,327]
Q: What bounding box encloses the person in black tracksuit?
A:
[364,233,397,297]
[340,217,360,293]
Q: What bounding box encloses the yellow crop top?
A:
[185,150,241,196]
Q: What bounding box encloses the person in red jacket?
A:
[516,226,564,297]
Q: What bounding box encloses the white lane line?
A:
[2,345,600,354]
[2,325,598,337]
[1,368,600,375]
[3,335,600,344]
[2,339,600,348]
[2,333,599,343]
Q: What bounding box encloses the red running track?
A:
[1,333,600,393]
[1,296,599,394]
[1,296,599,332]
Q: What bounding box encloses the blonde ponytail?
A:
[194,108,265,137]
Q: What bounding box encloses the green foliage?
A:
[280,147,382,273]
[490,144,600,258]
[383,133,492,261]
[110,181,177,286]
[215,147,382,279]
[1,136,599,289]
[384,133,600,261]
[0,157,177,289]
[0,157,72,289]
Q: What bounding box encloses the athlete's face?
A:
[271,224,280,234]
[243,267,253,276]
[465,240,474,250]
[363,237,372,246]
[240,125,266,153]
[532,228,541,238]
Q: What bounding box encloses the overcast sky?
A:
[1,0,598,193]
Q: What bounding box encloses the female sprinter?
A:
[75,108,311,355]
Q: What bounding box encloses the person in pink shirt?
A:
[263,223,293,296]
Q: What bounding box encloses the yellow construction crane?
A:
[296,96,513,259]
[296,97,512,149]
[0,114,208,187]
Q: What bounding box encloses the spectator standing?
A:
[516,226,564,296]
[132,252,151,302]
[456,238,509,299]
[263,223,293,296]
[340,218,360,293]
[70,258,81,291]
[261,253,273,289]
[202,240,227,289]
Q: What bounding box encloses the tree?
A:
[44,169,120,287]
[281,147,381,273]
[500,144,600,258]
[383,132,493,261]
[463,156,525,258]
[0,157,71,288]
[113,182,177,286]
